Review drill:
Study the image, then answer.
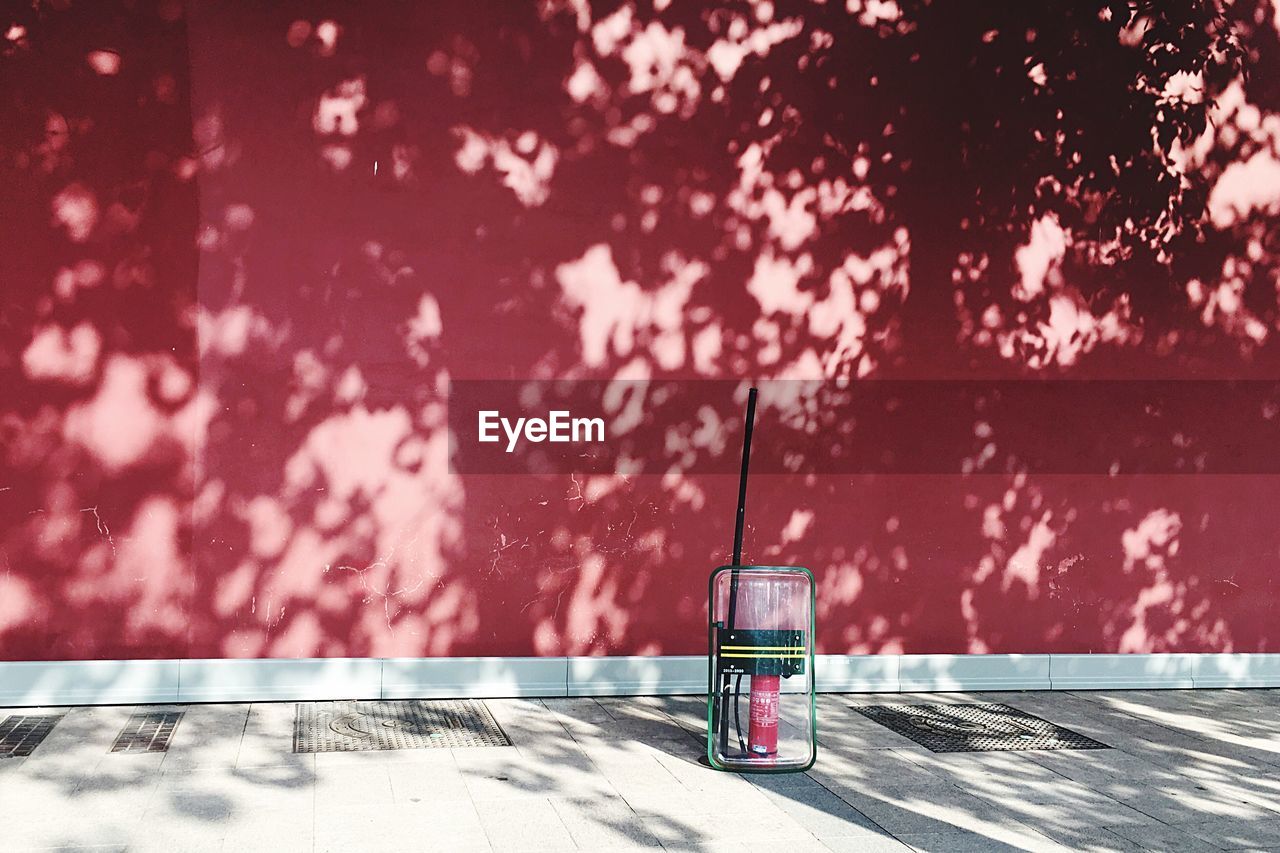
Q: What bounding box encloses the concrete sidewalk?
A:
[2,689,1279,852]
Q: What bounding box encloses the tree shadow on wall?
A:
[1,0,1279,676]
[0,0,199,659]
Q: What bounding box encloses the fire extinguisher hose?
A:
[733,673,746,752]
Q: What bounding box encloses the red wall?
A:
[2,1,1278,661]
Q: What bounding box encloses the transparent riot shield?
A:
[707,565,816,772]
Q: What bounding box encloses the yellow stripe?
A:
[721,653,808,659]
[721,645,807,651]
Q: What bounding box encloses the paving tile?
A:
[1027,826,1147,852]
[589,745,681,773]
[387,759,470,803]
[620,783,776,818]
[6,709,120,788]
[815,773,965,808]
[649,752,757,793]
[315,800,490,852]
[160,704,247,770]
[807,747,946,791]
[475,796,577,851]
[593,768,686,794]
[124,826,227,853]
[315,762,393,808]
[755,778,886,838]
[1103,821,1226,851]
[146,787,236,823]
[70,752,168,802]
[653,696,707,731]
[832,786,1045,838]
[0,755,28,775]
[1020,747,1274,824]
[145,764,315,826]
[665,837,832,853]
[486,698,572,737]
[234,703,312,771]
[309,744,458,768]
[4,799,141,849]
[894,827,1066,852]
[1078,692,1280,756]
[1241,785,1280,818]
[748,770,826,792]
[957,773,1160,829]
[0,774,74,818]
[551,794,666,849]
[1180,817,1280,849]
[16,840,129,845]
[543,700,615,740]
[219,806,315,852]
[639,809,820,848]
[817,836,914,852]
[456,749,616,801]
[1105,772,1276,825]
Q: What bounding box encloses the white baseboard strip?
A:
[814,654,899,693]
[1049,653,1197,691]
[382,657,569,699]
[1189,653,1280,689]
[177,658,384,703]
[898,654,1051,692]
[1,653,1277,708]
[567,655,704,696]
[0,659,180,706]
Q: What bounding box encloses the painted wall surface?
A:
[2,1,1279,662]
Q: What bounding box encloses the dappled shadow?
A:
[2,0,1280,693]
[810,688,1280,848]
[3,689,1280,847]
[1,0,199,660]
[4,702,306,848]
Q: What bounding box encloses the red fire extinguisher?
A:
[748,674,780,756]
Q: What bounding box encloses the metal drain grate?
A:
[0,715,62,758]
[293,700,511,752]
[854,703,1110,753]
[110,712,184,753]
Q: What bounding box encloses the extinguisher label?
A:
[748,675,781,755]
[750,692,779,724]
